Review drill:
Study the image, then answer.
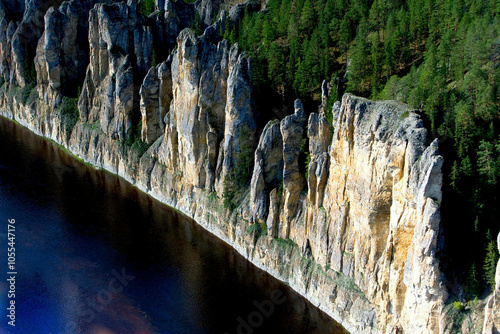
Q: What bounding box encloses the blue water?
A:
[0,117,346,334]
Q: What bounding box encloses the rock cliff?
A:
[0,1,499,333]
[483,232,500,333]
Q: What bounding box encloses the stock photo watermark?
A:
[224,289,286,334]
[6,218,17,327]
[62,267,135,334]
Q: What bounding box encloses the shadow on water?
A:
[0,116,348,334]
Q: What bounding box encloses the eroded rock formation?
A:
[1,1,499,333]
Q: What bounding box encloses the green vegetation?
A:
[124,120,152,157]
[223,174,237,211]
[304,151,311,181]
[463,262,481,299]
[277,180,284,197]
[246,223,263,237]
[272,237,296,249]
[222,0,500,300]
[15,83,36,105]
[223,124,254,211]
[23,45,35,84]
[194,11,204,36]
[260,221,268,236]
[334,271,366,299]
[453,301,465,312]
[58,96,79,137]
[234,124,254,189]
[151,49,157,68]
[138,0,155,16]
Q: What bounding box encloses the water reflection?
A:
[0,116,347,334]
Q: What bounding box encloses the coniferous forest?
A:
[216,0,500,301]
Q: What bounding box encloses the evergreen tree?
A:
[338,17,351,62]
[268,42,285,89]
[464,262,481,298]
[477,140,498,186]
[347,20,368,93]
[300,0,316,34]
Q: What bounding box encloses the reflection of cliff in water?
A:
[0,116,346,334]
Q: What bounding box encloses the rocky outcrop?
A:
[153,0,195,57]
[35,0,109,107]
[314,96,447,333]
[306,111,331,210]
[0,0,65,87]
[4,1,500,333]
[139,56,172,144]
[483,232,500,333]
[195,0,223,26]
[250,120,283,224]
[279,100,307,239]
[156,27,255,191]
[78,1,153,140]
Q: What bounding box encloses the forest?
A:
[215,0,500,301]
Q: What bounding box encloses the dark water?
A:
[0,116,347,334]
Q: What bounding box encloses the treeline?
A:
[219,0,500,300]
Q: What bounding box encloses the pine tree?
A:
[478,140,498,186]
[464,262,481,299]
[449,160,460,190]
[268,42,285,89]
[300,0,316,34]
[338,17,351,63]
[194,11,204,36]
[347,20,368,93]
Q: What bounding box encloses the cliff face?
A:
[483,232,500,333]
[1,1,499,333]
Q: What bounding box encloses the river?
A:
[0,116,346,334]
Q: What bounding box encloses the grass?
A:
[246,220,268,238]
[5,83,36,104]
[333,271,367,301]
[272,237,296,249]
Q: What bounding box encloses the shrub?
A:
[138,0,155,16]
[246,223,262,236]
[260,221,268,236]
[453,301,465,311]
[223,174,236,212]
[463,262,481,299]
[234,123,253,189]
[277,180,284,197]
[304,152,311,181]
[12,83,36,104]
[58,96,79,136]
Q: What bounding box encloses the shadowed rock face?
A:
[250,120,283,225]
[153,0,195,58]
[0,0,64,87]
[195,0,223,26]
[4,1,500,333]
[77,1,153,141]
[35,0,111,107]
[139,57,172,144]
[279,99,307,239]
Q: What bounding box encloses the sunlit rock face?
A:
[3,0,488,331]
